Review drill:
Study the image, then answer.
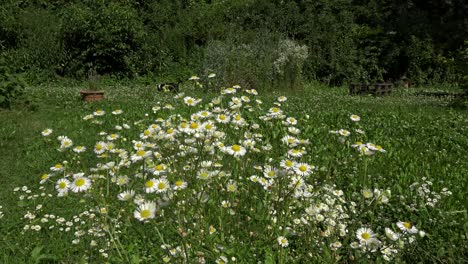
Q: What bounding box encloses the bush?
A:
[0,55,28,109]
[12,8,64,83]
[202,33,308,91]
[60,1,145,77]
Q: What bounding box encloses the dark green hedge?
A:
[0,0,465,87]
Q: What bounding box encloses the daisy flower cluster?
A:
[21,81,452,262]
[352,220,425,261]
[329,115,386,155]
[407,178,452,209]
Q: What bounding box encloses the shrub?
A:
[0,55,28,109]
[273,39,309,90]
[13,8,64,82]
[202,33,308,91]
[60,1,145,77]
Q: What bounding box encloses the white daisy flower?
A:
[154,178,170,193]
[215,256,228,264]
[263,166,278,178]
[107,133,120,141]
[384,228,400,241]
[183,96,201,106]
[277,236,289,247]
[50,163,64,172]
[40,173,51,184]
[117,190,135,201]
[226,144,247,157]
[350,114,361,121]
[144,178,158,193]
[277,96,287,102]
[285,117,297,125]
[70,176,91,192]
[55,178,70,193]
[173,180,188,191]
[338,129,351,137]
[83,114,94,120]
[60,137,73,149]
[134,202,157,222]
[73,146,86,153]
[397,221,418,234]
[130,149,152,162]
[93,110,105,116]
[356,227,376,245]
[94,141,107,154]
[280,159,295,170]
[216,114,231,124]
[294,163,314,177]
[41,129,53,136]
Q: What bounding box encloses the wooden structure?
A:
[80,90,105,102]
[349,83,393,96]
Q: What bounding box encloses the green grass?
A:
[0,83,467,263]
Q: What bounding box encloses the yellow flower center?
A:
[205,124,212,130]
[268,171,275,177]
[190,122,198,129]
[187,99,193,104]
[145,181,154,188]
[167,128,174,134]
[41,174,49,180]
[55,164,62,169]
[181,122,188,128]
[75,178,85,187]
[155,164,164,171]
[232,145,241,152]
[175,180,183,187]
[157,182,166,190]
[235,115,241,121]
[137,150,146,157]
[118,178,127,184]
[140,209,151,219]
[361,233,370,240]
[219,115,226,120]
[299,165,307,172]
[59,182,67,189]
[285,160,293,167]
[144,130,150,136]
[403,222,412,229]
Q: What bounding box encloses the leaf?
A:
[264,247,275,264]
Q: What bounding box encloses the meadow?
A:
[0,81,467,263]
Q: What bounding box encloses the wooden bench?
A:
[349,83,393,96]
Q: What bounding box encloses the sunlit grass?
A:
[0,82,466,263]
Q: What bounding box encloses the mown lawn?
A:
[0,83,466,263]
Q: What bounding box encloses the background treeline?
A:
[0,0,466,89]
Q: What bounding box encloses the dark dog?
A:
[157,81,181,93]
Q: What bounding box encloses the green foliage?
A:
[0,0,464,86]
[60,1,145,77]
[0,56,28,109]
[202,33,308,91]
